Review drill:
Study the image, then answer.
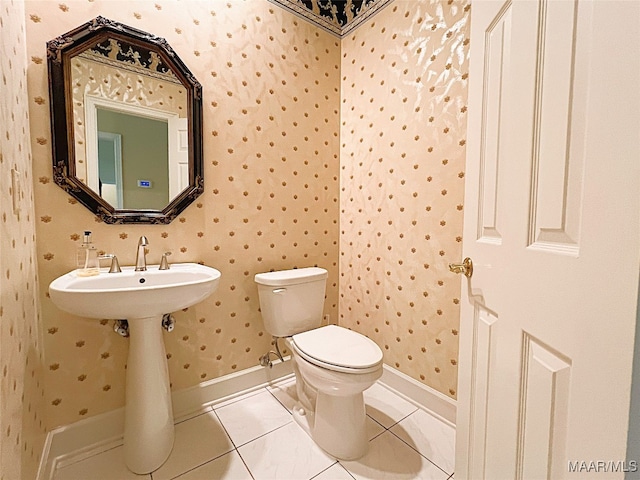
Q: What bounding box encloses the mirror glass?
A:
[47,17,203,224]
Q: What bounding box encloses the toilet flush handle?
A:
[273,288,287,294]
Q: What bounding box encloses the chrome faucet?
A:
[134,236,149,271]
[98,254,122,273]
[159,252,172,270]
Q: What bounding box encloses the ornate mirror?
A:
[47,17,203,224]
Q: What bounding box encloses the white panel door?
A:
[455,1,640,479]
[168,116,189,201]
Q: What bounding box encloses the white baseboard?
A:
[378,364,457,427]
[37,358,293,480]
[37,360,455,479]
[170,356,294,418]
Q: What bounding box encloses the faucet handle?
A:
[98,254,122,273]
[159,252,172,271]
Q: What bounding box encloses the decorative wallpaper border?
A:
[267,0,393,37]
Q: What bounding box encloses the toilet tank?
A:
[254,267,328,337]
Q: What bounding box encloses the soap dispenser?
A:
[76,231,99,277]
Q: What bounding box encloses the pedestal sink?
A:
[48,263,221,474]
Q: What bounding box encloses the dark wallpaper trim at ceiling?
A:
[268,0,393,37]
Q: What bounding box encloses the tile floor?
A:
[54,378,455,480]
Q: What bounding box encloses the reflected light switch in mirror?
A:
[11,168,21,215]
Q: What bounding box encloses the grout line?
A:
[334,456,359,480]
[386,427,452,478]
[173,405,214,426]
[166,410,243,479]
[236,448,256,480]
[166,449,238,480]
[211,409,239,451]
[232,419,294,449]
[335,463,358,480]
[366,415,388,442]
[232,422,300,479]
[265,382,296,415]
[212,386,295,448]
[389,409,417,429]
[307,460,343,480]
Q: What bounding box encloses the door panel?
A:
[467,306,497,478]
[518,334,571,479]
[456,1,640,479]
[527,0,583,254]
[477,1,511,245]
[168,116,189,201]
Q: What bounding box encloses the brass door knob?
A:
[449,257,473,278]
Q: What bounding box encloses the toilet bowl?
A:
[255,268,384,460]
[288,325,382,460]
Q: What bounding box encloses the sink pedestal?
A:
[124,315,174,473]
[47,263,222,473]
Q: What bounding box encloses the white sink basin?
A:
[48,262,221,474]
[49,262,221,319]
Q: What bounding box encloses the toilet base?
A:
[292,403,313,438]
[293,391,368,461]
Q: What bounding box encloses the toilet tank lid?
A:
[254,267,328,286]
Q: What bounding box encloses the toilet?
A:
[255,267,383,460]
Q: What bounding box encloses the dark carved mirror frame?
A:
[47,16,203,224]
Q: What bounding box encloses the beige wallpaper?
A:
[340,0,469,398]
[20,0,468,434]
[0,0,47,477]
[26,0,341,429]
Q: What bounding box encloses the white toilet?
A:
[255,267,383,460]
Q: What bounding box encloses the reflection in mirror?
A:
[72,43,188,209]
[96,108,169,210]
[47,16,203,224]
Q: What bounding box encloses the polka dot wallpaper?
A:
[13,0,469,438]
[25,0,341,429]
[340,1,469,398]
[0,0,47,477]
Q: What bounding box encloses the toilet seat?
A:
[291,325,383,374]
